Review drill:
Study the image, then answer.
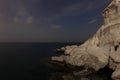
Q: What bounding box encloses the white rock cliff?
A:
[51,0,120,80]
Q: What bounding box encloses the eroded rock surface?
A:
[51,0,120,80]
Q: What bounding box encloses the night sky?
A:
[0,0,111,42]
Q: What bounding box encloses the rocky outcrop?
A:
[51,0,120,80]
[56,45,78,52]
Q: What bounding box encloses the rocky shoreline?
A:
[48,60,113,80]
[50,0,120,80]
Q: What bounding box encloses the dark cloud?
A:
[27,0,110,18]
[0,0,111,42]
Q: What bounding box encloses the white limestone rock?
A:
[51,0,120,79]
[62,46,109,71]
[52,55,65,62]
[112,69,120,80]
[110,43,120,63]
[56,45,78,52]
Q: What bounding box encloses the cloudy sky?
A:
[0,0,111,42]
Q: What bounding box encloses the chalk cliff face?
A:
[51,0,120,80]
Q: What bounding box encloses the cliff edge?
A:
[51,0,120,80]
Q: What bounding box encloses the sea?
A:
[0,42,112,80]
[0,42,81,80]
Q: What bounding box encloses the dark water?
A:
[0,42,81,80]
